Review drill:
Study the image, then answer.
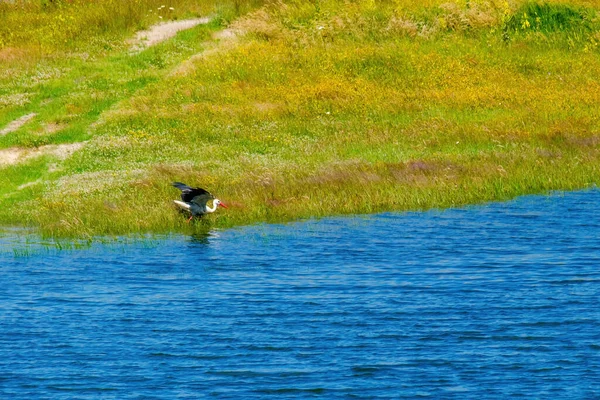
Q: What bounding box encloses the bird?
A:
[172,182,227,222]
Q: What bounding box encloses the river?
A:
[1,189,599,398]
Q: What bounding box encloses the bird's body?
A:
[172,182,227,221]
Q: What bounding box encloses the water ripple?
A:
[1,190,600,398]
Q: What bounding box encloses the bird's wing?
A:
[172,182,212,203]
[191,193,214,208]
[172,182,193,192]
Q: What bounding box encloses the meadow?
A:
[1,0,599,238]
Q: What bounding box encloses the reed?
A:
[1,0,599,238]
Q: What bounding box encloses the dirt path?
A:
[0,143,84,166]
[170,28,239,76]
[129,17,211,51]
[1,18,223,168]
[0,113,36,136]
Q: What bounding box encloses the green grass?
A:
[1,0,599,238]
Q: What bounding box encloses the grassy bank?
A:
[1,0,599,238]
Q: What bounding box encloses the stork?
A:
[172,182,227,222]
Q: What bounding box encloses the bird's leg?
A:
[186,215,194,223]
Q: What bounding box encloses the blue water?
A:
[1,190,600,399]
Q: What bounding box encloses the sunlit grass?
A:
[0,0,259,51]
[1,0,599,237]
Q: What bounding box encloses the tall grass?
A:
[501,1,599,47]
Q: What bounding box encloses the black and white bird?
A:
[172,182,227,222]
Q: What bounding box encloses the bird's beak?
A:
[219,202,228,209]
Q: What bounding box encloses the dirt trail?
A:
[0,143,84,166]
[129,17,211,51]
[0,113,36,136]
[1,18,222,168]
[170,28,239,76]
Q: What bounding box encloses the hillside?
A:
[1,0,599,237]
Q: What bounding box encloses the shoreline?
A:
[2,186,598,247]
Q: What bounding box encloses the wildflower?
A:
[521,13,530,30]
[169,7,174,10]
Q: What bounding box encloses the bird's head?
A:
[215,198,228,209]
